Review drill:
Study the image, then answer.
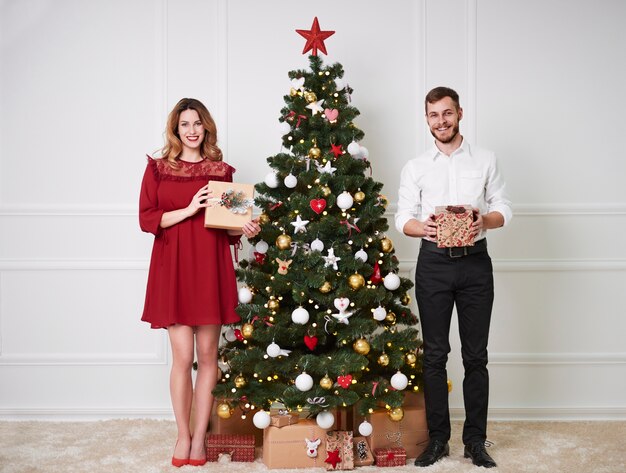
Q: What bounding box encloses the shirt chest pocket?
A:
[459,171,485,199]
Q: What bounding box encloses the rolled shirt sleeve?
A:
[395,162,422,234]
[485,153,513,226]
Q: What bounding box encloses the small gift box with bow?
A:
[204,181,255,230]
[374,447,406,467]
[270,409,299,428]
[434,204,475,248]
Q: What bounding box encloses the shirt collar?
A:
[428,138,471,161]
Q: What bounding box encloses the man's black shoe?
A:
[414,439,449,467]
[464,442,497,468]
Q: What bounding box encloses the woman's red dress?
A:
[139,157,241,329]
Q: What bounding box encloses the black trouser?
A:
[415,240,494,445]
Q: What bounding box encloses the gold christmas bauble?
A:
[447,379,453,393]
[380,237,394,253]
[308,146,322,159]
[276,234,292,250]
[405,352,417,365]
[385,312,396,324]
[388,407,404,422]
[378,353,390,366]
[354,191,365,203]
[322,186,332,197]
[267,299,280,311]
[234,375,246,388]
[353,338,370,355]
[378,194,389,208]
[217,402,232,419]
[348,273,365,290]
[320,375,333,390]
[290,87,298,97]
[304,91,317,103]
[241,323,254,339]
[319,281,332,293]
[258,213,270,225]
[401,293,411,306]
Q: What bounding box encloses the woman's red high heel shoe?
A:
[171,440,190,467]
[188,457,207,466]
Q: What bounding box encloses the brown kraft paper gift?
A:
[204,181,254,230]
[354,406,429,459]
[263,419,330,469]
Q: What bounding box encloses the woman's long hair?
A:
[161,98,223,165]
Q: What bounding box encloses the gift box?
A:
[353,436,374,467]
[354,407,429,459]
[374,447,406,467]
[205,434,255,462]
[324,431,354,470]
[270,413,299,428]
[209,405,263,446]
[262,419,330,469]
[335,407,354,431]
[204,181,255,230]
[435,204,475,248]
[403,391,425,408]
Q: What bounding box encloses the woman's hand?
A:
[242,218,261,238]
[186,184,213,216]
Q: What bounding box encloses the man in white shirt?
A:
[395,87,512,468]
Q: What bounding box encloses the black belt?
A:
[420,238,487,258]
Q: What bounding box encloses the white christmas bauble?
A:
[337,191,354,210]
[238,287,253,304]
[358,420,373,437]
[347,141,360,156]
[359,146,369,159]
[266,342,281,358]
[278,121,291,136]
[295,372,314,392]
[255,240,269,254]
[372,306,387,321]
[291,77,305,89]
[383,273,401,291]
[390,371,409,390]
[291,307,310,325]
[311,238,325,252]
[253,410,271,429]
[284,173,297,188]
[264,171,279,188]
[316,410,335,429]
[355,249,368,262]
[334,78,345,91]
[224,328,237,342]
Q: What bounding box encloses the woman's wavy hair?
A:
[161,98,222,165]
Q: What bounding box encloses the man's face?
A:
[426,97,463,144]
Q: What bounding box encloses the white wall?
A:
[1,0,624,420]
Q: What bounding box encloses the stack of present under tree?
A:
[208,18,432,469]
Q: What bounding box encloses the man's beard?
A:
[430,124,459,144]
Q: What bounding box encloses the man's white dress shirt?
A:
[394,140,512,241]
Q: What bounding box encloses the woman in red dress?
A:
[139,98,260,467]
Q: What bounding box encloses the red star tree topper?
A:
[296,17,335,56]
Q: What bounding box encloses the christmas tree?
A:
[213,22,422,429]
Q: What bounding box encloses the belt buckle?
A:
[448,246,468,258]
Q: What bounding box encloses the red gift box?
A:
[374,447,407,467]
[435,204,475,248]
[205,433,255,462]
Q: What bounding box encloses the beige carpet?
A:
[0,420,624,473]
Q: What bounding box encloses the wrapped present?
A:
[204,181,255,230]
[324,431,354,470]
[263,419,330,469]
[209,405,263,446]
[403,391,425,408]
[374,447,406,467]
[205,434,255,462]
[335,407,354,431]
[354,407,429,459]
[353,436,374,467]
[434,204,475,248]
[270,413,299,428]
